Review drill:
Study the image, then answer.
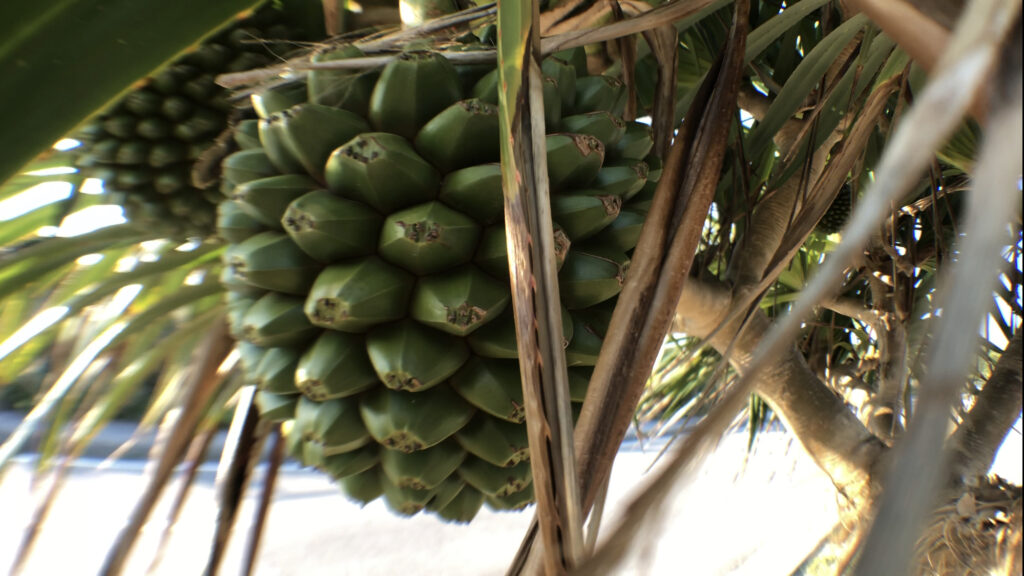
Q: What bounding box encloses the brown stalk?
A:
[618,0,678,156]
[610,2,639,121]
[145,426,218,574]
[240,424,286,576]
[204,385,264,575]
[508,2,748,573]
[99,320,234,576]
[571,2,750,571]
[500,2,585,573]
[540,0,612,36]
[9,456,73,575]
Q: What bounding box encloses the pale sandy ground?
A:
[2,427,1020,576]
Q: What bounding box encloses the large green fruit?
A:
[223,39,656,522]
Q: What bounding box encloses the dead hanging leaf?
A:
[499,1,585,573]
[569,2,750,572]
[508,2,750,574]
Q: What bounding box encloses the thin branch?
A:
[204,385,263,575]
[241,424,286,576]
[218,0,720,89]
[822,297,883,328]
[145,426,217,574]
[99,320,234,576]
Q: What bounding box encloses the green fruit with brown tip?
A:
[485,483,535,511]
[227,231,321,295]
[459,458,532,497]
[231,174,319,228]
[258,113,305,174]
[226,292,260,337]
[295,331,378,401]
[608,121,655,162]
[378,201,480,275]
[542,56,577,114]
[575,75,626,115]
[455,414,530,468]
[541,75,563,130]
[546,133,605,191]
[410,266,509,336]
[380,440,465,490]
[449,357,525,423]
[560,111,626,148]
[304,257,415,332]
[369,51,462,140]
[435,485,485,523]
[380,474,437,516]
[466,306,573,360]
[241,292,318,348]
[438,163,504,225]
[254,390,298,423]
[550,194,621,241]
[282,190,383,262]
[365,320,470,392]
[325,132,440,214]
[322,444,380,479]
[275,103,370,182]
[294,395,372,459]
[415,99,500,174]
[251,347,301,395]
[359,385,475,453]
[591,160,649,199]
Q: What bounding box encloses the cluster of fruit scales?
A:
[73,7,305,235]
[219,41,660,522]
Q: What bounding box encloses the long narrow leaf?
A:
[498,1,584,572]
[745,14,869,158]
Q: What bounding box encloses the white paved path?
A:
[1,426,1017,575]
